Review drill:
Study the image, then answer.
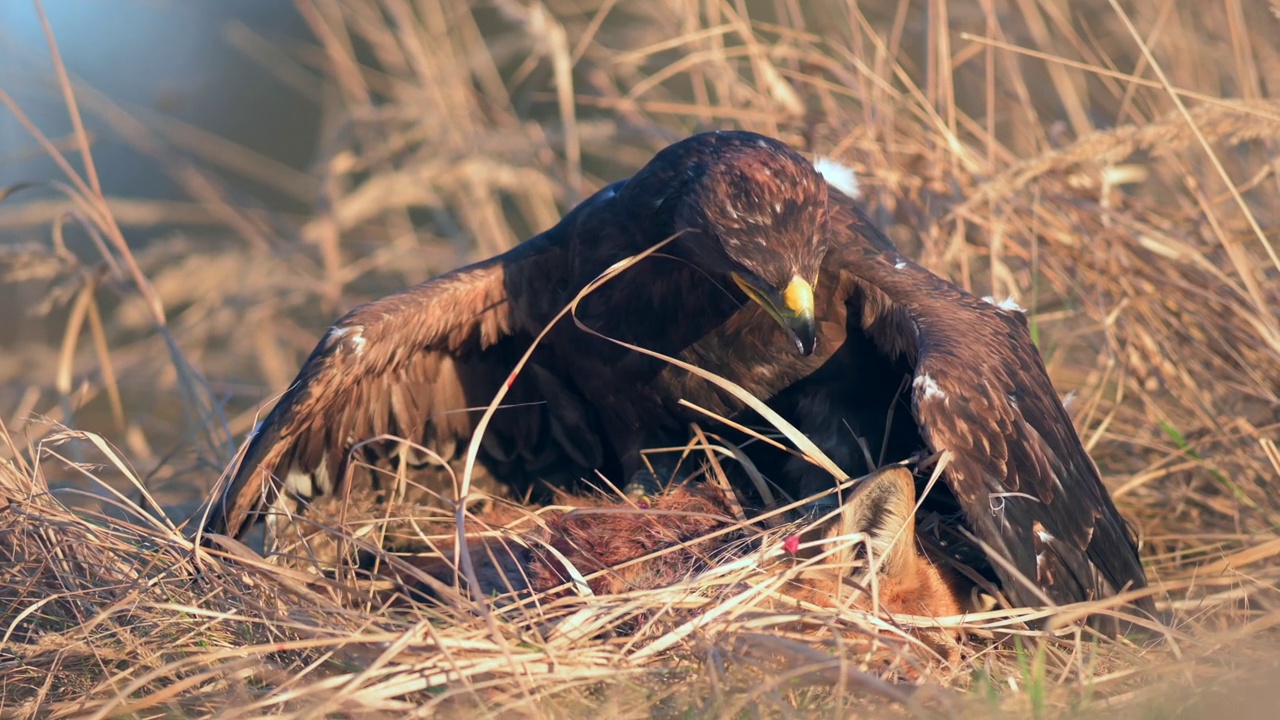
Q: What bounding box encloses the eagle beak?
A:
[732,273,817,355]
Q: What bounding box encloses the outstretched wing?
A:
[203,194,620,541]
[827,192,1152,619]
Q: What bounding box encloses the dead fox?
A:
[407,466,967,620]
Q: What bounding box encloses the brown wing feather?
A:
[828,192,1152,620]
[203,227,606,540]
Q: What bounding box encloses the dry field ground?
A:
[2,0,1279,717]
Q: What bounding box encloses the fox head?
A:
[782,466,967,619]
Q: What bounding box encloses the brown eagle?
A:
[202,131,1152,623]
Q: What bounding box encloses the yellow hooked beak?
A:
[732,273,817,355]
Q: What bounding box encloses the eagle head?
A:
[621,130,831,355]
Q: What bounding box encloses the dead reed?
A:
[2,0,1278,716]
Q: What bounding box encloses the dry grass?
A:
[3,0,1280,716]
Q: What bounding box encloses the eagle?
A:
[202,130,1153,625]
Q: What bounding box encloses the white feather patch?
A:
[327,324,367,355]
[313,461,333,495]
[913,373,947,401]
[811,156,861,198]
[284,467,316,500]
[982,295,1026,313]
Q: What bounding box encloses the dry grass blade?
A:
[5,0,1280,716]
[2,4,234,464]
[1102,0,1280,285]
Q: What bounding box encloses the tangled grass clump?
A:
[3,0,1280,716]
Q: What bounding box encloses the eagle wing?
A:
[827,192,1152,618]
[203,190,621,541]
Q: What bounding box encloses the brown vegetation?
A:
[2,0,1279,717]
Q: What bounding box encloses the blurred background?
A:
[0,2,316,207]
[3,2,1280,714]
[1,0,1276,534]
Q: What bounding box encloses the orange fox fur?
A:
[410,467,966,619]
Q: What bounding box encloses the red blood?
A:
[782,534,801,556]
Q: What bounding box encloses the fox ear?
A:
[836,466,918,578]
